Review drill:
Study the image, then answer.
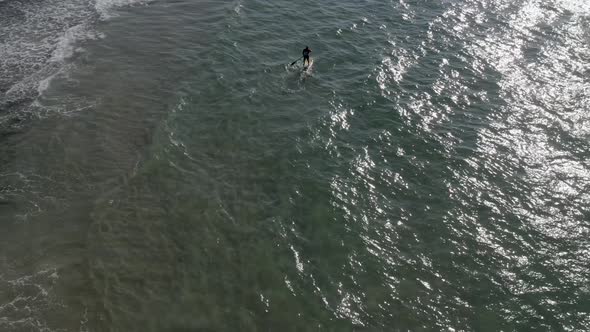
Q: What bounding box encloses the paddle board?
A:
[303,59,314,72]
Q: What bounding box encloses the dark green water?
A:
[1,0,589,330]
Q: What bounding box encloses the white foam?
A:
[50,25,85,63]
[37,24,104,95]
[1,1,89,106]
[233,0,244,15]
[555,0,590,15]
[36,72,58,96]
[0,268,59,332]
[95,0,153,19]
[0,0,138,107]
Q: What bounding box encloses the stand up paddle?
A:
[290,56,303,66]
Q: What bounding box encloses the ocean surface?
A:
[1,0,589,330]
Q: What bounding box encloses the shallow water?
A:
[1,0,589,330]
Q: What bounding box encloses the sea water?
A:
[1,0,589,330]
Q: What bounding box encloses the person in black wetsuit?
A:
[302,46,312,66]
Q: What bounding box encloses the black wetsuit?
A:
[302,48,311,65]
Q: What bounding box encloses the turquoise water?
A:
[1,0,590,330]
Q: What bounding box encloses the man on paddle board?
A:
[302,46,312,66]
